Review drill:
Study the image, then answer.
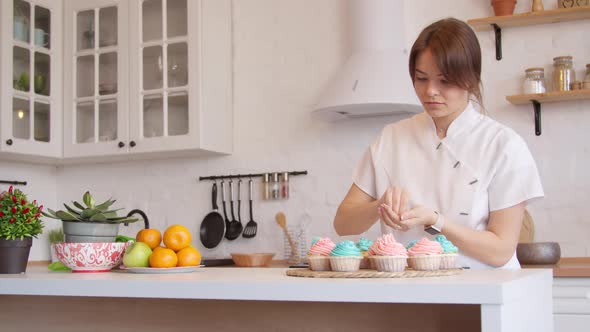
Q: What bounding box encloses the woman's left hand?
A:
[399,206,438,228]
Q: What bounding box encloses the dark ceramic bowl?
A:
[517,242,561,265]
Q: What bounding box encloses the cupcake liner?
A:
[307,255,331,271]
[439,253,458,269]
[329,256,363,272]
[359,254,371,269]
[407,254,442,271]
[370,256,408,272]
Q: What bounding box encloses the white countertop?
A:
[0,265,553,305]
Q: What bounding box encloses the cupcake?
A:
[356,237,374,269]
[434,235,459,269]
[369,234,408,272]
[407,238,443,270]
[307,237,335,271]
[329,241,363,272]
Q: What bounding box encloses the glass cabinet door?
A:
[140,0,188,139]
[74,6,119,144]
[11,0,52,143]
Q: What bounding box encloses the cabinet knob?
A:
[130,141,136,148]
[6,139,13,146]
[118,141,125,148]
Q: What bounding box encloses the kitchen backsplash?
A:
[2,0,589,260]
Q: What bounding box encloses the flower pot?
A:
[492,0,516,16]
[0,238,32,274]
[62,221,120,243]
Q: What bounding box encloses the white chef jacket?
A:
[353,102,544,269]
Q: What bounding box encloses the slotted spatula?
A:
[242,179,258,238]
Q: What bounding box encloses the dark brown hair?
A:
[409,18,483,107]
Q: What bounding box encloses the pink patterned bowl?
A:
[53,242,129,273]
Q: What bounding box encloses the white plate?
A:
[120,265,203,274]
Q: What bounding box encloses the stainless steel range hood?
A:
[312,0,422,121]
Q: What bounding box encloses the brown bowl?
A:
[517,242,561,265]
[231,253,275,267]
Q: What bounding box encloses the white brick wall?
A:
[1,0,589,261]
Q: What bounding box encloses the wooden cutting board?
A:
[523,257,590,277]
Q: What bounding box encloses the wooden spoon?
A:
[275,212,298,261]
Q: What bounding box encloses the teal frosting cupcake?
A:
[434,235,458,254]
[356,237,373,252]
[406,240,418,250]
[331,241,362,257]
[311,236,321,246]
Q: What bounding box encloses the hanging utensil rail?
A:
[198,170,307,181]
[0,180,27,186]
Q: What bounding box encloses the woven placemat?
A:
[286,268,463,278]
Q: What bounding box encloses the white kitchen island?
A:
[0,265,553,332]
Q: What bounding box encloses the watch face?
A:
[424,226,440,235]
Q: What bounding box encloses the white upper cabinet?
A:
[63,0,129,158]
[64,0,233,161]
[0,0,63,163]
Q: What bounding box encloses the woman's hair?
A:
[409,18,483,108]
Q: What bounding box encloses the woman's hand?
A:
[399,206,438,228]
[378,186,410,231]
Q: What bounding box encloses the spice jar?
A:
[570,81,583,90]
[523,67,546,94]
[552,56,575,92]
[281,172,289,199]
[262,173,271,200]
[271,172,280,200]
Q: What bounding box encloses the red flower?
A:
[8,186,13,193]
[11,206,17,214]
[9,217,15,224]
[0,211,3,217]
[21,198,25,205]
[39,205,43,212]
[33,200,37,206]
[22,208,30,214]
[12,195,17,203]
[34,212,41,218]
[26,218,31,223]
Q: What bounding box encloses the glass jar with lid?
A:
[523,67,546,94]
[552,56,575,92]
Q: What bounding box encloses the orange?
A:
[149,247,178,268]
[163,224,192,252]
[136,228,162,249]
[152,246,166,253]
[176,246,202,267]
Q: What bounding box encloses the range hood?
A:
[312,0,422,121]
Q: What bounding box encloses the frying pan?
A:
[199,182,225,249]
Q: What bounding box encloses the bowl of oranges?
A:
[122,224,202,273]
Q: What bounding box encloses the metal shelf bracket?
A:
[492,24,502,61]
[532,100,541,136]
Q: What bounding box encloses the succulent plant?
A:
[42,191,139,224]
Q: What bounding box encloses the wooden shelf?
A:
[506,89,590,136]
[506,89,590,104]
[468,6,590,31]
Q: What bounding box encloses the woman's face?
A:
[413,49,469,121]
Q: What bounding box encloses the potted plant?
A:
[0,186,44,274]
[492,0,517,16]
[42,191,143,243]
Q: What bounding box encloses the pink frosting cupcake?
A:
[307,237,335,271]
[407,238,443,270]
[369,234,408,272]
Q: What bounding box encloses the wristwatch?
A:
[424,211,444,235]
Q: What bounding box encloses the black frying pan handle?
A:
[221,180,228,220]
[126,209,149,229]
[212,182,219,210]
[249,179,254,221]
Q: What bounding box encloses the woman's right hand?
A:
[378,186,411,231]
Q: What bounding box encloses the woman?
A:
[333,18,543,269]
